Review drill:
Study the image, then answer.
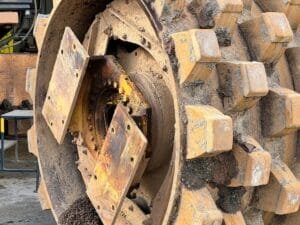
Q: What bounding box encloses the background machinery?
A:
[0,0,52,114]
[0,0,52,53]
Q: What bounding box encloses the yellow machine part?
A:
[0,31,14,53]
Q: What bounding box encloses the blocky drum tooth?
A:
[185,105,233,159]
[172,29,221,84]
[175,186,223,225]
[254,0,300,29]
[286,47,300,92]
[217,61,269,112]
[256,160,300,215]
[261,87,300,137]
[229,137,271,187]
[214,0,244,33]
[239,12,293,64]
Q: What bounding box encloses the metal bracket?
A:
[42,27,89,144]
[87,104,147,225]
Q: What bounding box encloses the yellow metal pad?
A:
[42,27,89,144]
[87,104,147,225]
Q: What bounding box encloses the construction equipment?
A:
[29,0,300,224]
[0,0,53,114]
[0,0,52,52]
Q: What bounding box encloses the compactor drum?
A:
[29,0,300,224]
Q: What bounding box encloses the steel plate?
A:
[87,104,147,225]
[42,27,89,144]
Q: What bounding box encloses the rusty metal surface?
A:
[87,104,147,225]
[137,0,162,35]
[33,14,49,51]
[84,15,110,56]
[34,0,178,223]
[42,27,90,144]
[98,56,150,117]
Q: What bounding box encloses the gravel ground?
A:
[0,142,56,225]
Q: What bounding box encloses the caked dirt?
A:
[58,197,102,225]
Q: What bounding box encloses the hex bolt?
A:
[113,81,118,89]
[141,37,146,45]
[92,144,98,151]
[147,42,151,49]
[119,87,124,94]
[73,132,79,138]
[127,107,132,114]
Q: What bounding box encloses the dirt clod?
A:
[188,0,220,28]
[181,152,239,190]
[58,196,102,225]
[216,186,246,213]
[215,28,232,47]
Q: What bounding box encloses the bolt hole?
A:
[111,127,115,133]
[127,107,132,114]
[75,72,79,78]
[72,44,76,50]
[128,205,134,211]
[94,175,97,180]
[60,49,63,55]
[97,205,100,210]
[127,124,131,131]
[112,205,115,210]
[130,157,134,162]
[48,96,51,100]
[134,52,138,56]
[62,120,64,124]
[50,122,53,126]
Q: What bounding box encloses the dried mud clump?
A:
[181,152,238,189]
[59,196,102,225]
[216,186,246,213]
[215,28,232,46]
[188,0,220,28]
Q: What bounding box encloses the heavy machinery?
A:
[0,0,52,134]
[0,0,52,52]
[29,0,300,224]
[0,0,52,109]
